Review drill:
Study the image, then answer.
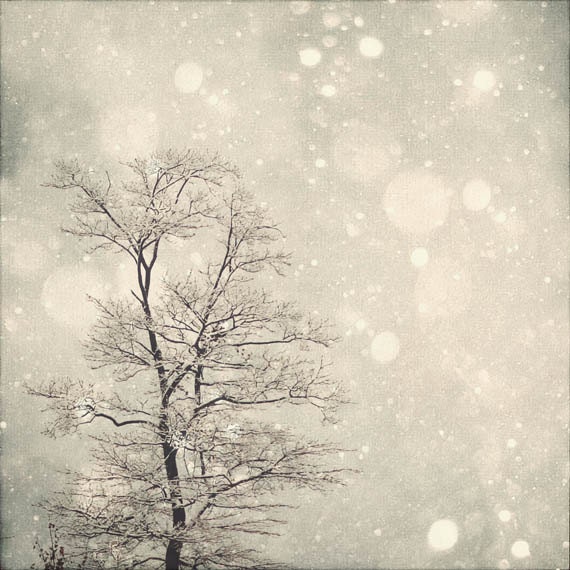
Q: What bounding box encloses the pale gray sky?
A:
[1,1,569,569]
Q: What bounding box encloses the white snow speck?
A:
[506,438,517,449]
[334,124,396,184]
[290,1,311,15]
[315,158,326,168]
[354,318,367,332]
[511,540,530,559]
[42,267,109,329]
[427,519,458,551]
[384,170,450,235]
[439,0,496,23]
[410,247,429,268]
[310,259,318,266]
[478,369,489,382]
[415,258,471,317]
[418,302,429,313]
[463,179,491,211]
[299,48,322,67]
[99,105,159,156]
[359,36,384,58]
[370,331,400,363]
[190,252,204,267]
[6,239,48,276]
[346,223,361,237]
[498,510,512,522]
[322,12,341,28]
[0,421,7,429]
[472,69,496,92]
[321,84,337,97]
[14,307,23,315]
[322,35,338,48]
[174,62,204,93]
[373,528,382,536]
[354,16,364,27]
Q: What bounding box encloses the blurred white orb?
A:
[41,266,109,330]
[7,239,48,276]
[410,247,429,268]
[415,258,472,318]
[321,84,337,97]
[427,519,458,551]
[370,331,400,363]
[174,62,203,93]
[299,48,322,67]
[439,0,495,23]
[511,540,530,559]
[323,12,341,28]
[333,123,398,185]
[383,170,450,235]
[346,223,361,238]
[290,1,311,15]
[498,510,512,523]
[463,178,491,211]
[359,36,384,58]
[472,69,496,92]
[99,105,159,157]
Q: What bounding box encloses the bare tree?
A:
[32,523,67,570]
[29,150,346,570]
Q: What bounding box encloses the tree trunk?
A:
[161,425,186,570]
[138,261,186,569]
[165,538,183,570]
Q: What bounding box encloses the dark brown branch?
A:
[88,412,155,429]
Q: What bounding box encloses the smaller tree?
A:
[29,149,348,570]
[32,523,67,570]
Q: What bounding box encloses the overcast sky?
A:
[1,1,569,569]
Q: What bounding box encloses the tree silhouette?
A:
[32,523,67,570]
[29,150,346,570]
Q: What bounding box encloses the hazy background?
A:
[1,1,568,569]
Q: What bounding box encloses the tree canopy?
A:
[29,150,347,570]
